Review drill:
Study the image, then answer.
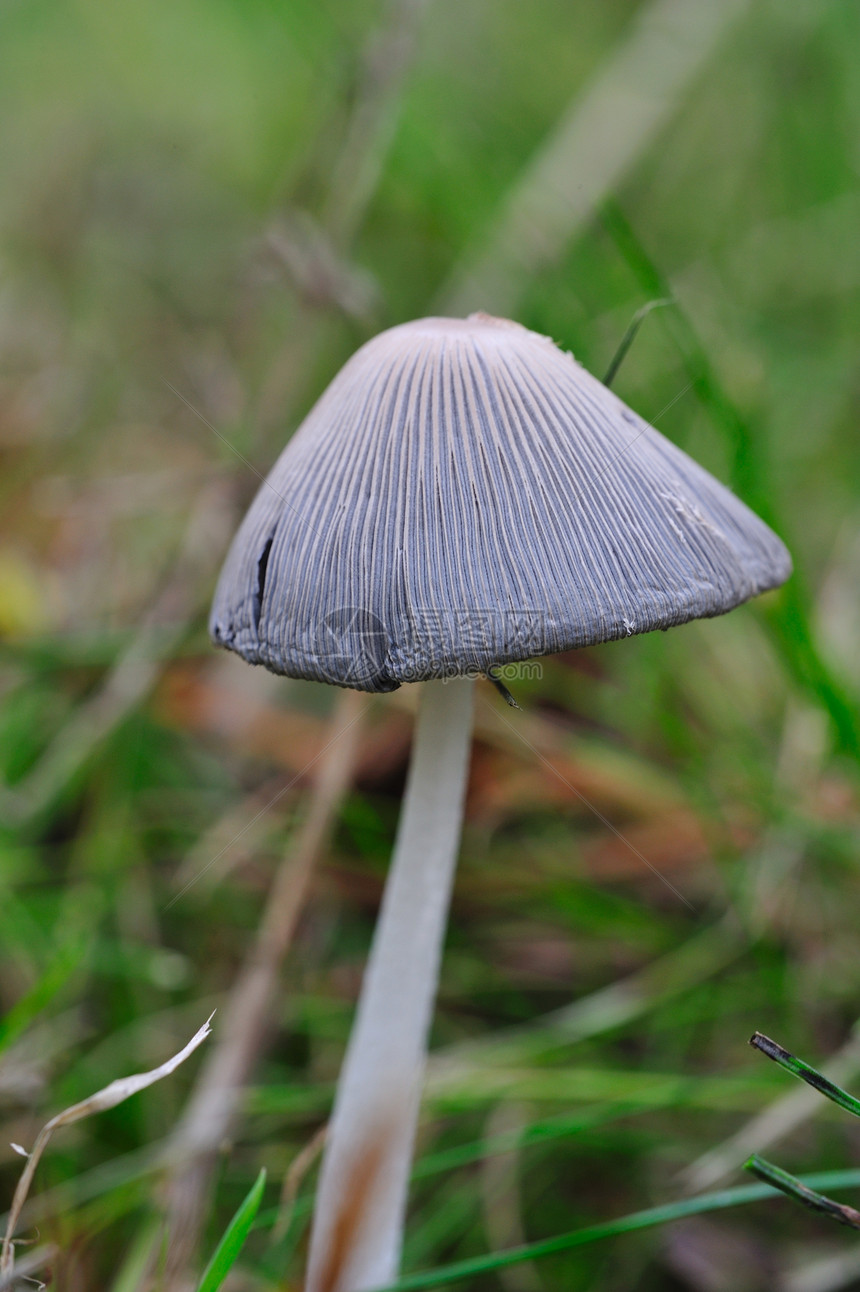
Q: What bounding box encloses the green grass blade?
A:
[600,196,860,760]
[196,1168,266,1292]
[367,1169,860,1291]
[108,1215,163,1292]
[750,1032,860,1117]
[745,1155,860,1231]
[602,298,674,388]
[0,938,86,1055]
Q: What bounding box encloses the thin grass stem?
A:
[744,1154,860,1231]
[749,1031,860,1118]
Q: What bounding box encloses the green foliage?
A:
[0,937,87,1056]
[196,1168,266,1292]
[1,0,859,1287]
[373,1169,860,1291]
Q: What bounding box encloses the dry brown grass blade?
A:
[0,1017,212,1278]
[271,1122,328,1247]
[0,1243,57,1290]
[480,1102,541,1292]
[159,688,365,1290]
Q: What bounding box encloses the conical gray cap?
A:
[210,314,791,691]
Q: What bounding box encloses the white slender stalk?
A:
[306,677,475,1292]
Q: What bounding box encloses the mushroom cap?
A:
[210,314,791,692]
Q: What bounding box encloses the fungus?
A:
[210,314,791,1290]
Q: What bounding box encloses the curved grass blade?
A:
[196,1168,266,1292]
[602,298,673,388]
[366,1169,860,1292]
[745,1154,860,1231]
[2,1015,214,1276]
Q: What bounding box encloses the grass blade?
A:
[1,1016,213,1276]
[366,1169,860,1291]
[602,298,674,387]
[750,1032,860,1118]
[745,1154,860,1231]
[196,1168,266,1292]
[600,197,860,759]
[0,938,86,1055]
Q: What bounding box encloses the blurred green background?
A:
[1,0,859,1288]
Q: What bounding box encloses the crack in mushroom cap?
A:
[210,314,792,692]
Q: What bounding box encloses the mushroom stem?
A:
[306,676,475,1292]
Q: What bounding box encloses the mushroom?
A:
[210,314,791,1290]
